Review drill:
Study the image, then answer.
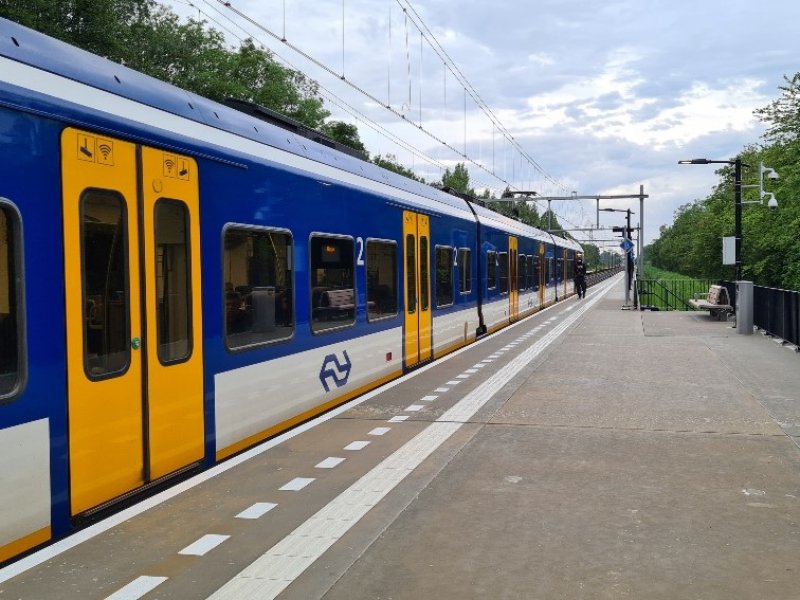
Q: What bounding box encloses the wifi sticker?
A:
[163,153,177,178]
[95,137,114,165]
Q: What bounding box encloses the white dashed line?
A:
[315,457,346,469]
[369,427,391,436]
[405,405,424,412]
[105,576,168,600]
[206,278,616,600]
[279,478,315,491]
[179,534,230,557]
[456,374,470,379]
[464,368,479,374]
[236,503,278,520]
[480,360,493,363]
[473,363,487,368]
[420,395,438,402]
[388,416,409,422]
[446,380,461,385]
[344,441,370,450]
[434,387,449,392]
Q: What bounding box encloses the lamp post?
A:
[678,158,778,282]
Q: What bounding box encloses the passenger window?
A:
[154,200,192,363]
[518,254,527,291]
[533,255,540,290]
[81,190,130,379]
[310,235,355,333]
[367,239,397,321]
[498,252,509,294]
[526,256,534,290]
[0,204,23,399]
[487,251,496,290]
[435,246,454,307]
[458,248,471,293]
[224,227,294,349]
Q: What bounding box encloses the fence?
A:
[641,278,799,347]
[752,285,800,347]
[636,278,715,311]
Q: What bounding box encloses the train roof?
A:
[0,18,473,216]
[469,201,582,250]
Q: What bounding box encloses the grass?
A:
[639,265,715,310]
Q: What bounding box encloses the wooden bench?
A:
[688,285,733,320]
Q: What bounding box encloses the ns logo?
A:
[319,351,352,393]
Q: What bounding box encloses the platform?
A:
[2,275,799,599]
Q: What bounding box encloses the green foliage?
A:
[441,163,473,195]
[0,0,334,131]
[650,88,800,292]
[320,121,368,156]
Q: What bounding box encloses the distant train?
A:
[0,18,581,564]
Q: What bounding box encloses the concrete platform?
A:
[2,276,799,599]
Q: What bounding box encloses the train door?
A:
[509,236,519,321]
[61,128,204,515]
[403,211,432,367]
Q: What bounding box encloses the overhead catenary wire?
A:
[166,0,589,237]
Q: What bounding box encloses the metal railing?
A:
[753,285,800,347]
[637,278,715,311]
[587,266,623,288]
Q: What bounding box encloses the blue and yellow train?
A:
[0,17,581,563]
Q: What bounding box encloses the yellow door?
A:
[509,237,519,321]
[141,148,204,479]
[62,129,204,515]
[403,211,432,367]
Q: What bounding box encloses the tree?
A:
[441,163,473,195]
[321,121,368,156]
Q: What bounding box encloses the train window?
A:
[0,204,24,399]
[310,234,355,333]
[546,257,553,283]
[435,246,454,307]
[525,256,537,290]
[498,252,509,294]
[420,236,429,311]
[366,239,397,321]
[518,254,527,291]
[533,255,540,290]
[486,251,496,290]
[458,248,471,293]
[224,226,294,349]
[81,190,130,379]
[155,200,192,363]
[405,234,416,314]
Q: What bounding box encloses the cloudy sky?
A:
[166,0,800,248]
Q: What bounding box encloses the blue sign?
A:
[620,239,634,253]
[319,351,352,392]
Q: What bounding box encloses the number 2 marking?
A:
[356,237,365,266]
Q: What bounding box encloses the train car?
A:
[0,17,579,564]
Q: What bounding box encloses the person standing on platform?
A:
[574,252,587,298]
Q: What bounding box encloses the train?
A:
[0,17,582,564]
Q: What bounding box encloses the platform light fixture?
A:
[678,157,779,281]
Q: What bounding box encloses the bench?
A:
[313,288,355,322]
[688,285,733,320]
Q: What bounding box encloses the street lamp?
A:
[678,158,778,281]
